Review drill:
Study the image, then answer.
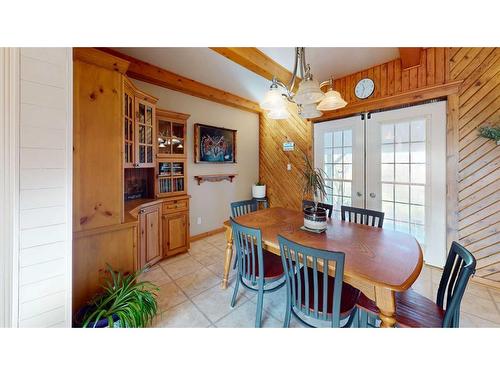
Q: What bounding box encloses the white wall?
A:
[16,48,72,327]
[131,80,259,236]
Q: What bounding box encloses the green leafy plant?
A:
[82,265,159,328]
[301,153,329,205]
[255,181,265,186]
[478,125,500,144]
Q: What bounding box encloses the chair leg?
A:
[283,290,292,328]
[255,288,264,328]
[231,276,240,308]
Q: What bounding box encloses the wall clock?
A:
[354,78,375,99]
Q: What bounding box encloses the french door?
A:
[314,101,447,267]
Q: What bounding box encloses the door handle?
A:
[356,192,362,197]
[369,193,376,198]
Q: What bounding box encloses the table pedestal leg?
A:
[221,227,233,289]
[375,287,397,328]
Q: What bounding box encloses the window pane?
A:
[333,164,343,179]
[411,164,426,184]
[333,148,343,163]
[381,124,394,144]
[332,181,342,196]
[395,203,409,222]
[395,143,409,163]
[324,164,333,178]
[324,132,333,147]
[332,196,342,210]
[343,197,352,206]
[410,185,425,205]
[381,164,394,182]
[395,164,409,183]
[411,205,425,224]
[324,148,332,163]
[395,184,410,203]
[384,219,395,230]
[381,144,394,163]
[395,122,410,143]
[411,119,426,142]
[343,147,352,163]
[411,223,425,244]
[343,164,352,180]
[395,221,410,233]
[411,142,426,163]
[343,130,352,146]
[343,181,351,197]
[382,201,394,220]
[382,183,394,201]
[334,131,343,147]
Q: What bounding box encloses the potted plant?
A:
[252,181,266,198]
[478,125,500,145]
[301,154,329,231]
[75,265,159,328]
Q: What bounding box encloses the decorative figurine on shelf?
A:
[478,125,500,145]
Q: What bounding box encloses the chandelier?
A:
[260,47,347,120]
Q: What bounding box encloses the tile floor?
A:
[141,232,500,328]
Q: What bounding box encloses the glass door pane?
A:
[158,119,172,155]
[135,100,155,167]
[172,123,185,155]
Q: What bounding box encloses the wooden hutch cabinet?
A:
[123,77,158,168]
[156,109,190,197]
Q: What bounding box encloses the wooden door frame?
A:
[0,48,20,327]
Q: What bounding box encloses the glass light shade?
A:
[267,107,289,120]
[316,89,347,111]
[260,86,286,111]
[293,79,325,105]
[299,103,322,119]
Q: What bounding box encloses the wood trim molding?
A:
[73,48,130,74]
[98,48,261,114]
[446,94,460,249]
[0,48,20,327]
[210,47,300,88]
[314,81,463,123]
[156,108,190,121]
[399,48,422,70]
[190,227,225,242]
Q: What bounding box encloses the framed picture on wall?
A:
[194,124,237,163]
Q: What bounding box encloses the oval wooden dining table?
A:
[222,207,423,328]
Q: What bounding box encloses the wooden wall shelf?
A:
[194,174,237,185]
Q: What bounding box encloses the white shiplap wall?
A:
[18,48,72,327]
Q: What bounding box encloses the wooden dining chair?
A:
[302,200,333,218]
[278,235,360,328]
[231,199,258,218]
[341,205,384,228]
[230,218,286,327]
[355,241,476,328]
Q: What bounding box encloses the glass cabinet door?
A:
[157,160,186,196]
[172,122,185,156]
[123,91,134,168]
[136,99,155,167]
[158,119,172,155]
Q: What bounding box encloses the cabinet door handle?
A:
[139,209,145,214]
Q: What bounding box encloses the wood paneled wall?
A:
[259,47,500,288]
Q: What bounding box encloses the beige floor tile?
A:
[206,259,235,280]
[205,232,226,244]
[430,267,443,285]
[154,300,211,328]
[465,281,494,300]
[206,236,229,250]
[460,293,500,323]
[417,265,433,282]
[175,267,221,298]
[460,312,500,328]
[260,285,288,321]
[214,300,282,328]
[156,281,188,312]
[158,252,191,266]
[137,265,171,285]
[189,239,212,252]
[189,244,225,267]
[488,288,500,303]
[160,256,204,280]
[191,283,248,322]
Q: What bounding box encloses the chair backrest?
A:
[230,217,264,285]
[341,205,384,228]
[437,241,476,327]
[302,200,333,219]
[278,235,346,327]
[253,197,269,209]
[231,199,257,217]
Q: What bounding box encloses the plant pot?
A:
[74,305,121,328]
[252,184,266,198]
[303,205,327,231]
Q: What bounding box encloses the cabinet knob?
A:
[139,209,145,214]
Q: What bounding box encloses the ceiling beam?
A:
[399,48,423,70]
[96,48,261,113]
[210,47,299,88]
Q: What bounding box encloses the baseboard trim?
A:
[190,227,225,242]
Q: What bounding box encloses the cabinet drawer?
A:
[163,199,188,214]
